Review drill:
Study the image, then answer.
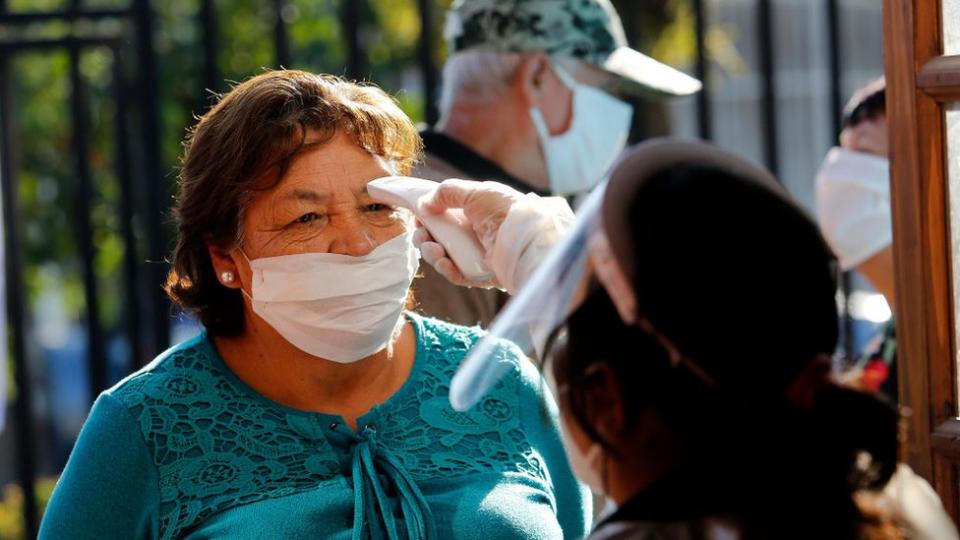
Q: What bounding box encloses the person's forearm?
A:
[489,194,575,294]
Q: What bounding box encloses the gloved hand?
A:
[416,179,575,294]
[413,227,503,289]
[415,179,522,289]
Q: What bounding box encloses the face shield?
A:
[448,138,804,413]
[449,183,636,411]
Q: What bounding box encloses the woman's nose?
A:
[327,221,377,257]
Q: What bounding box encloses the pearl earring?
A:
[220,271,235,284]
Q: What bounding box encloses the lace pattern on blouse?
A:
[111,317,546,540]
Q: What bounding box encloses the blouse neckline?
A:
[197,312,430,429]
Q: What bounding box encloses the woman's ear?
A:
[580,362,628,446]
[514,52,551,109]
[207,243,242,290]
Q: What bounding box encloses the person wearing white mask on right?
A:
[816,78,892,304]
[410,0,701,328]
[815,78,897,398]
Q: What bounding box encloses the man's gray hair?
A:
[438,50,581,120]
[439,51,523,117]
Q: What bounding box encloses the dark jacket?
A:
[411,130,547,327]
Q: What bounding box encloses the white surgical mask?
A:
[244,231,419,363]
[814,147,891,271]
[529,63,633,196]
[558,414,605,494]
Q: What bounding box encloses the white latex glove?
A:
[875,464,959,540]
[416,179,575,294]
[413,226,503,289]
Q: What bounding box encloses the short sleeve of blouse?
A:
[39,391,161,539]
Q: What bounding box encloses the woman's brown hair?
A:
[165,70,422,335]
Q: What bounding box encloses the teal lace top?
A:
[39,313,590,540]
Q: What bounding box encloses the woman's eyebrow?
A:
[281,188,330,203]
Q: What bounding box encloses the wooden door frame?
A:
[884,0,959,517]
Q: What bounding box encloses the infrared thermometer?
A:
[367,176,495,282]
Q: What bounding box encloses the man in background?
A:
[413,0,701,327]
[815,78,896,399]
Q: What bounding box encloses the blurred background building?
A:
[0,0,884,537]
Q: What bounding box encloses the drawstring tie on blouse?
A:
[351,426,435,540]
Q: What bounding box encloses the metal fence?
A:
[0,0,878,537]
[0,3,159,536]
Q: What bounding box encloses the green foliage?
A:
[0,478,56,540]
[216,1,281,81]
[287,0,348,74]
[83,0,129,8]
[6,0,67,11]
[10,51,86,326]
[618,0,745,77]
[9,44,129,336]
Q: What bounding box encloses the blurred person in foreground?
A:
[815,78,896,399]
[412,0,701,327]
[417,139,957,539]
[38,70,589,540]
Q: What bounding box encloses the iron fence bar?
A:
[692,0,712,140]
[756,0,779,177]
[110,45,144,372]
[826,0,843,133]
[69,43,108,400]
[824,0,856,362]
[0,8,127,25]
[132,0,170,356]
[273,0,291,68]
[199,0,220,106]
[71,0,109,401]
[0,52,39,540]
[343,0,364,80]
[416,0,438,126]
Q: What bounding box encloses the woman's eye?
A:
[365,203,391,213]
[296,212,320,224]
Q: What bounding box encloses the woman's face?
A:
[239,131,409,259]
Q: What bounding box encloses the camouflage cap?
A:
[444,0,702,97]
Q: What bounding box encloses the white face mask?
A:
[529,63,633,196]
[814,147,892,271]
[243,231,419,363]
[558,414,605,495]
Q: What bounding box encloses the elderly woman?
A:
[39,71,589,540]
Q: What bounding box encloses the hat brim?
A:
[599,46,702,97]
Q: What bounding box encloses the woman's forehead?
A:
[271,135,392,200]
